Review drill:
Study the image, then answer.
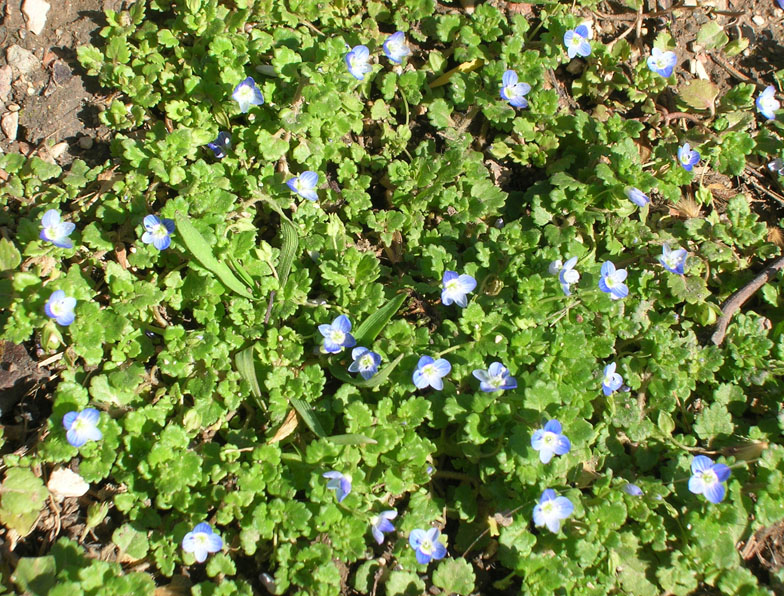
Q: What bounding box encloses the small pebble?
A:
[752,15,765,26]
[78,135,93,149]
[1,111,19,141]
[50,141,69,160]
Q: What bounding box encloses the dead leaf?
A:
[268,409,298,443]
[679,79,719,111]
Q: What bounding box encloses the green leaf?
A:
[432,558,476,595]
[679,80,719,111]
[326,434,377,445]
[385,571,425,596]
[0,468,48,536]
[174,214,253,299]
[354,293,407,345]
[112,524,149,560]
[0,238,22,271]
[289,398,326,437]
[12,555,56,595]
[696,22,729,50]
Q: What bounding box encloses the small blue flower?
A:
[533,489,574,533]
[677,143,700,171]
[142,215,175,251]
[623,483,644,497]
[564,24,591,59]
[659,243,688,275]
[349,347,382,380]
[45,290,77,326]
[441,270,477,307]
[625,187,650,208]
[318,315,357,354]
[62,408,102,447]
[756,85,780,121]
[206,131,231,159]
[688,455,731,504]
[602,362,623,396]
[232,76,264,113]
[646,48,678,78]
[548,259,563,276]
[413,356,451,390]
[472,362,517,392]
[409,528,447,565]
[39,209,75,249]
[182,522,223,563]
[371,510,397,545]
[598,261,629,300]
[768,158,784,175]
[531,420,571,464]
[383,31,411,64]
[778,0,784,9]
[500,70,531,109]
[323,470,352,502]
[558,256,580,296]
[286,171,319,202]
[345,45,372,80]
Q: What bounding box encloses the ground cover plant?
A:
[2,0,784,594]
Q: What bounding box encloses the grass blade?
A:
[175,214,253,299]
[289,397,326,437]
[354,293,407,346]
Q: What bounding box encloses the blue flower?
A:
[413,356,451,390]
[472,362,517,392]
[756,85,780,121]
[206,131,231,159]
[531,420,571,464]
[602,362,623,396]
[232,77,264,113]
[371,510,397,544]
[677,143,700,171]
[768,158,784,175]
[659,243,688,275]
[318,315,357,354]
[141,215,175,251]
[383,31,411,64]
[441,270,477,307]
[646,48,677,78]
[409,528,447,564]
[349,347,382,380]
[779,0,784,9]
[500,70,531,109]
[345,45,372,80]
[623,483,644,497]
[182,522,223,563]
[558,256,580,296]
[598,261,629,300]
[62,408,102,447]
[45,290,76,326]
[323,470,352,502]
[688,455,731,504]
[533,489,574,533]
[39,209,75,249]
[548,259,563,276]
[564,24,591,59]
[286,171,319,202]
[625,187,650,208]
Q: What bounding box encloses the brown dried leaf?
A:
[268,409,298,443]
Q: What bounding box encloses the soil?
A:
[0,0,130,166]
[2,0,784,593]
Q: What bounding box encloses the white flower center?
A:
[700,469,717,486]
[605,276,616,288]
[419,538,433,554]
[360,354,374,370]
[330,330,345,344]
[238,86,254,102]
[542,501,554,515]
[422,364,436,378]
[152,224,168,239]
[543,432,555,445]
[665,254,680,268]
[51,301,64,316]
[571,34,584,47]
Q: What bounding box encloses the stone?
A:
[6,45,39,76]
[1,112,19,141]
[0,66,11,104]
[22,0,51,36]
[78,135,94,149]
[47,468,89,501]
